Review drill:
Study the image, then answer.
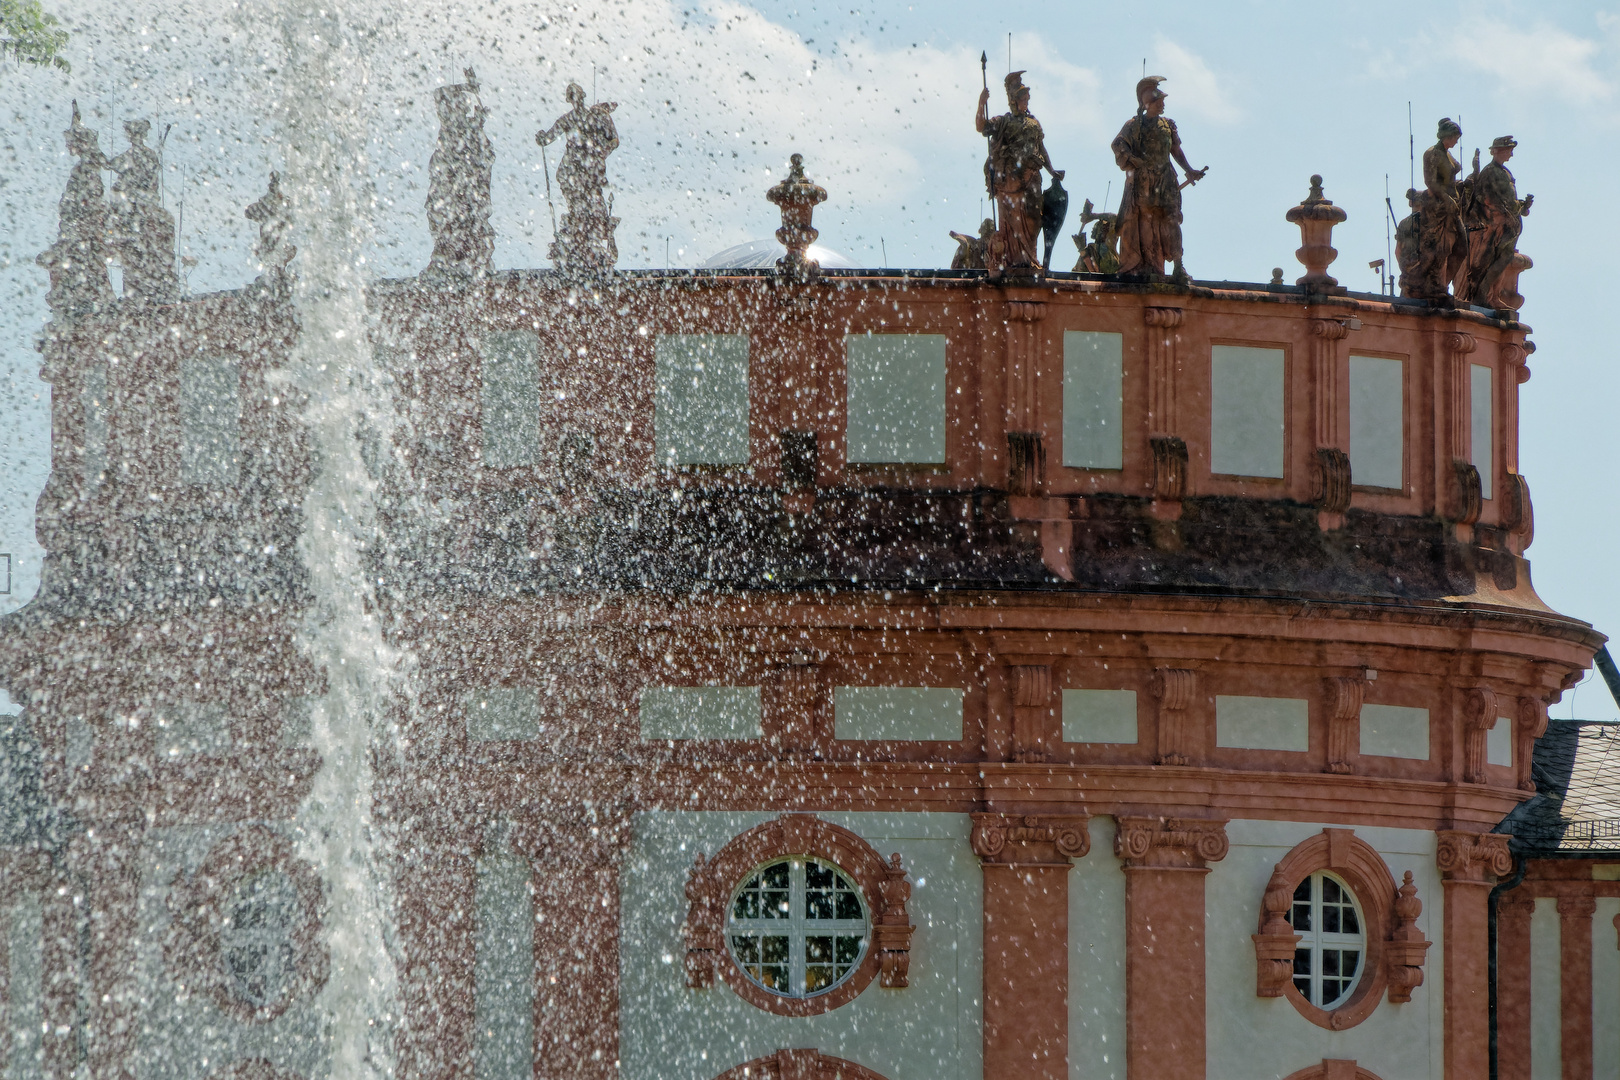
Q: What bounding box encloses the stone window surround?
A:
[681,814,913,1017]
[1252,828,1430,1031]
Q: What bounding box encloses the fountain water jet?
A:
[275,3,403,1076]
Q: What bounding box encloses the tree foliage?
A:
[2,0,69,73]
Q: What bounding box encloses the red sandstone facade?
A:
[0,266,1606,1080]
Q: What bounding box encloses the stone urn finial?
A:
[767,153,828,282]
[1285,174,1348,288]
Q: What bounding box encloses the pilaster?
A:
[1558,894,1596,1080]
[1496,893,1536,1080]
[1435,829,1513,1080]
[972,813,1090,1080]
[1115,816,1229,1080]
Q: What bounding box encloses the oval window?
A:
[1288,870,1366,1009]
[726,857,869,999]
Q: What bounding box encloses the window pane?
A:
[1324,906,1340,934]
[731,936,759,963]
[835,890,862,920]
[761,936,790,964]
[806,861,834,888]
[806,887,834,920]
[1062,330,1124,469]
[1210,345,1285,478]
[845,334,947,464]
[1322,877,1341,903]
[733,890,759,920]
[836,935,862,965]
[1349,354,1404,488]
[654,333,750,466]
[1324,950,1341,977]
[1342,905,1359,935]
[1292,901,1311,932]
[1294,949,1311,975]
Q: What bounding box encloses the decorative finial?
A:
[767,153,828,282]
[1285,174,1347,289]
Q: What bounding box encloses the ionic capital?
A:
[970,813,1090,864]
[1114,815,1229,868]
[1434,829,1513,883]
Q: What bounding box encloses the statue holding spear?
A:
[975,66,1064,279]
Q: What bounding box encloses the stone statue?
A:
[1393,187,1422,295]
[1111,77,1206,283]
[949,218,993,270]
[1457,136,1532,309]
[106,118,180,303]
[245,171,295,288]
[425,68,495,279]
[1398,118,1467,301]
[975,71,1063,279]
[36,100,113,315]
[1071,198,1120,274]
[537,82,620,274]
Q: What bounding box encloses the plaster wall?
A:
[619,811,981,1080]
[132,825,324,1080]
[1068,815,1126,1080]
[1531,898,1561,1080]
[474,842,534,1080]
[1204,819,1442,1080]
[1594,898,1620,1080]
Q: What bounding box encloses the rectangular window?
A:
[1062,331,1124,469]
[1471,363,1494,500]
[475,843,534,1080]
[1359,703,1430,760]
[1349,355,1404,489]
[640,686,762,740]
[5,891,44,1080]
[845,334,947,464]
[1215,695,1309,751]
[179,356,241,486]
[1488,717,1513,767]
[155,702,234,758]
[834,686,962,741]
[481,331,541,469]
[1062,688,1137,744]
[1210,345,1285,478]
[654,333,750,466]
[82,363,108,489]
[465,687,542,742]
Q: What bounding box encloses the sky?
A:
[1,0,1618,716]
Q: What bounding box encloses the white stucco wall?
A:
[1531,898,1561,1079]
[1069,815,1126,1080]
[619,811,981,1080]
[1594,897,1620,1080]
[1204,820,1443,1080]
[4,891,44,1080]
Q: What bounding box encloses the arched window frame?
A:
[683,813,913,1017]
[1251,828,1430,1030]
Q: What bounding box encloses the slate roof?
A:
[1497,719,1620,855]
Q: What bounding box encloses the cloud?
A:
[1150,37,1240,125]
[1453,19,1612,100]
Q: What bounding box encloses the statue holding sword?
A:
[1111,76,1207,282]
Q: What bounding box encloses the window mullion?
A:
[790,861,805,996]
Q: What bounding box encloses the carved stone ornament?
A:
[713,1049,890,1080]
[1114,815,1229,867]
[1285,175,1349,288]
[1280,1063,1387,1080]
[1435,829,1515,883]
[1312,447,1353,515]
[536,82,621,274]
[1324,675,1365,775]
[1149,435,1188,501]
[1152,667,1198,765]
[1462,687,1500,785]
[970,813,1090,863]
[36,100,114,316]
[1515,696,1549,792]
[681,814,914,1014]
[163,825,329,1024]
[767,153,828,282]
[1253,829,1430,1029]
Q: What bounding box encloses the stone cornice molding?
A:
[1114,815,1229,868]
[970,812,1090,864]
[1435,829,1514,883]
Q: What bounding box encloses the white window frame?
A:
[1289,870,1366,1009]
[725,856,869,1000]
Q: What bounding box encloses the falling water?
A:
[275,3,402,1077]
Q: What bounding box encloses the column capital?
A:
[1114,815,1229,868]
[1497,892,1537,921]
[1435,829,1514,883]
[970,812,1089,864]
[1557,894,1598,919]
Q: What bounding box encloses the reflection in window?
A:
[727,857,867,998]
[1288,871,1364,1009]
[220,869,299,1010]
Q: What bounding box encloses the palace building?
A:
[2,72,1618,1080]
